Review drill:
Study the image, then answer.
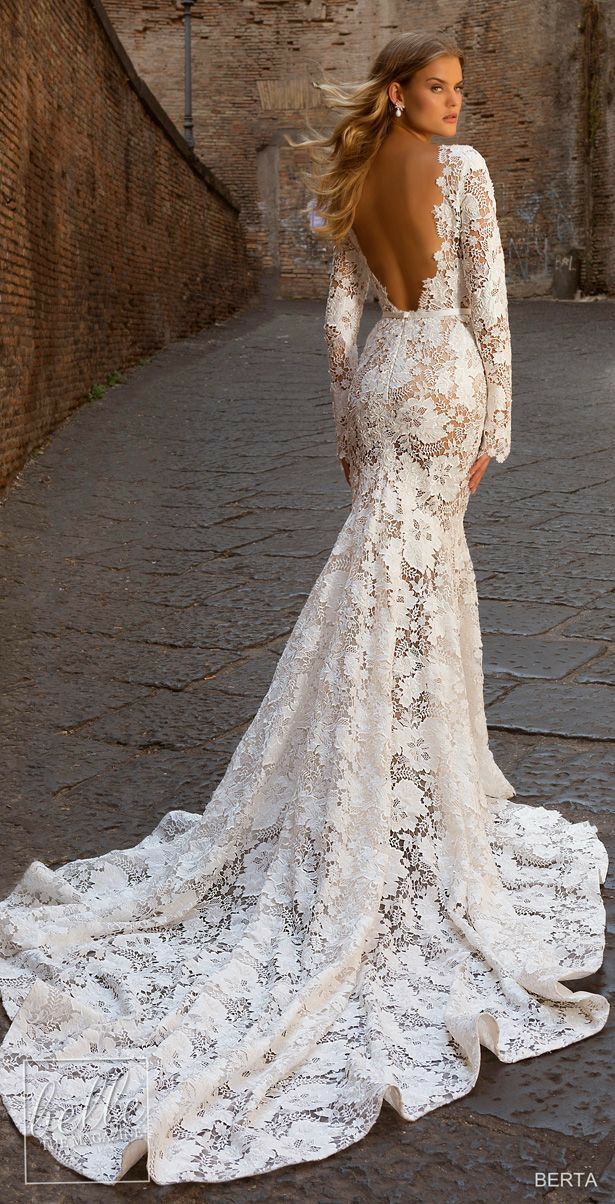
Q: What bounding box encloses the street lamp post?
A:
[182,0,194,147]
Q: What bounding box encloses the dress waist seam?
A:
[380,306,472,321]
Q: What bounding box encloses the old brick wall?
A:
[104,0,614,299]
[581,0,615,293]
[0,0,252,492]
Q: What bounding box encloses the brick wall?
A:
[0,0,252,492]
[104,0,614,299]
[581,0,615,293]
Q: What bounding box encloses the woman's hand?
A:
[468,452,491,494]
[340,457,351,486]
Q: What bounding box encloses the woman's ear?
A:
[387,82,399,106]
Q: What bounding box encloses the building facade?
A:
[105,1,615,298]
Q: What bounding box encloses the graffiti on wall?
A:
[499,181,578,282]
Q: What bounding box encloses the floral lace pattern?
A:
[0,145,609,1187]
[324,143,513,463]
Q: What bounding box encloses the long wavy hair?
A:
[287,31,464,244]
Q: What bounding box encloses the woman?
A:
[0,31,608,1187]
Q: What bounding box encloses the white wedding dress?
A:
[0,143,608,1185]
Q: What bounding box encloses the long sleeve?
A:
[323,235,370,464]
[460,149,512,463]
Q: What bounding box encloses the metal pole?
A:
[183,0,194,147]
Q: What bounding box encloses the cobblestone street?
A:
[0,293,613,1201]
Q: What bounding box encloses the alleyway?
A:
[0,294,613,1200]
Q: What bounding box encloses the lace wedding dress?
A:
[0,143,608,1185]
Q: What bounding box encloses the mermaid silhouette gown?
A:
[0,143,608,1185]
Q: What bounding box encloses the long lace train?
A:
[0,459,608,1184]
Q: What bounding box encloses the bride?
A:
[0,30,608,1187]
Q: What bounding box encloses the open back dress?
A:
[0,142,608,1186]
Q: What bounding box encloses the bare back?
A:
[351,138,445,313]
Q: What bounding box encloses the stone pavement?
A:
[0,293,613,1202]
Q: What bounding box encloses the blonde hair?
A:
[287,31,464,244]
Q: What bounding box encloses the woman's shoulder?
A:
[446,143,490,172]
[443,144,494,201]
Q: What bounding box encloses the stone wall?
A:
[0,0,252,491]
[104,0,614,299]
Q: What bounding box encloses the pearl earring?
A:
[395,104,404,117]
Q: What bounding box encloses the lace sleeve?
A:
[460,149,512,463]
[323,235,370,464]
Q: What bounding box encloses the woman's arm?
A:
[323,235,370,466]
[460,149,512,463]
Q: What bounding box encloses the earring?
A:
[395,104,404,117]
